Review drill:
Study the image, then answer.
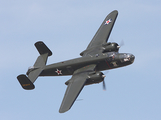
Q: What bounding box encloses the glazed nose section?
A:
[130,54,135,63]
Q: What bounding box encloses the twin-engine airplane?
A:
[17,10,135,113]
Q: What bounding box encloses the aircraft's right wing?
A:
[59,64,96,113]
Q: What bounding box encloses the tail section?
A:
[17,75,35,90]
[17,41,52,90]
[34,41,52,56]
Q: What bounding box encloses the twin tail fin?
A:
[17,41,52,90]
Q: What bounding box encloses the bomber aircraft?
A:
[17,10,135,113]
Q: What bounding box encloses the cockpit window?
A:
[107,52,117,56]
[120,54,131,62]
[107,52,117,60]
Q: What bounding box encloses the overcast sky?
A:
[0,0,161,120]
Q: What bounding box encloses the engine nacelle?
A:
[85,72,105,85]
[65,72,105,86]
[102,42,120,53]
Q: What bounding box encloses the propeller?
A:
[102,71,109,91]
[117,40,124,49]
[102,74,106,91]
[119,40,124,47]
[103,80,106,91]
[110,37,124,47]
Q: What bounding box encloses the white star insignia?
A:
[105,19,112,25]
[55,69,62,75]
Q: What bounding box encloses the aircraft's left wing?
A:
[59,64,96,113]
[80,10,118,56]
[87,10,118,49]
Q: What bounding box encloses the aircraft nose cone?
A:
[130,54,135,63]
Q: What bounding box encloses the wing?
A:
[80,10,118,56]
[59,64,96,113]
[87,10,118,49]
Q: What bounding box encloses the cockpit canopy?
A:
[119,53,132,62]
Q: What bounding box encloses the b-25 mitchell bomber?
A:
[17,10,135,113]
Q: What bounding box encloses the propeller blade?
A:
[103,71,109,75]
[119,40,124,47]
[103,80,106,91]
[102,71,109,91]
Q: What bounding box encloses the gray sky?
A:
[0,0,161,120]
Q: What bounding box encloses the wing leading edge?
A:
[59,64,96,113]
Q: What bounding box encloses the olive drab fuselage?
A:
[39,52,135,77]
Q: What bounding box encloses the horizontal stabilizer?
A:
[17,74,35,90]
[35,41,52,56]
[33,53,48,68]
